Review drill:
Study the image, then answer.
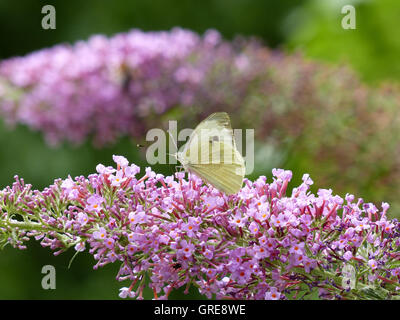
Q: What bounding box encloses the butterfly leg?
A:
[175,165,185,172]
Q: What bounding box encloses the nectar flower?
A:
[265,287,281,300]
[1,155,399,300]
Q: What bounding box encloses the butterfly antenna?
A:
[167,130,179,169]
[167,129,185,176]
[167,129,178,153]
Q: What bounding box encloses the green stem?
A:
[1,219,44,231]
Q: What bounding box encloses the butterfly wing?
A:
[180,112,245,195]
[181,112,232,156]
[193,112,233,132]
[187,147,245,195]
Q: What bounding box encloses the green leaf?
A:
[386,260,400,269]
[360,285,390,300]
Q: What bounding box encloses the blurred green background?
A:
[0,0,399,299]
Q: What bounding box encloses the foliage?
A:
[286,0,400,83]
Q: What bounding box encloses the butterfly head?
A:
[175,151,187,166]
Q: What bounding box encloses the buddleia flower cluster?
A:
[1,28,400,211]
[0,27,255,146]
[1,155,399,300]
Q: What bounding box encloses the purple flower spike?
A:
[0,156,399,300]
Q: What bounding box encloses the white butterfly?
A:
[173,112,245,195]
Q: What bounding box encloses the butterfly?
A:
[172,112,245,195]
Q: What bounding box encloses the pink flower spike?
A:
[343,251,353,261]
[2,155,399,300]
[105,238,115,249]
[368,259,378,270]
[179,240,195,258]
[113,155,129,168]
[86,194,104,213]
[93,227,107,240]
[249,221,260,235]
[74,242,85,252]
[110,170,127,187]
[76,212,89,226]
[265,287,281,300]
[128,211,145,226]
[289,242,305,256]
